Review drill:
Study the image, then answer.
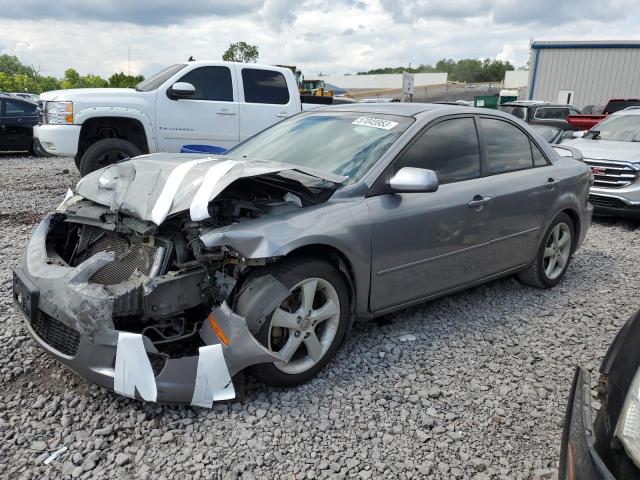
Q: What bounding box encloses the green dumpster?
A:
[474,95,499,109]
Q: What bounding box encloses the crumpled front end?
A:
[13,209,289,406]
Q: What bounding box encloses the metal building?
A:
[527,40,640,108]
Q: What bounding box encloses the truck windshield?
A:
[227,111,414,183]
[589,115,640,142]
[135,64,187,92]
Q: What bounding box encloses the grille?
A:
[31,310,80,356]
[589,195,628,209]
[88,236,157,285]
[583,158,638,189]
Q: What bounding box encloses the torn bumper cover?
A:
[13,214,287,406]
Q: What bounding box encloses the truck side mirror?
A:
[167,82,196,100]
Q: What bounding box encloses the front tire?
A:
[247,257,350,388]
[78,138,141,176]
[517,212,575,288]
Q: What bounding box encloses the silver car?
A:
[13,104,593,406]
[564,108,640,217]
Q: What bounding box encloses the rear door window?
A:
[480,118,534,174]
[241,69,290,105]
[394,117,481,183]
[177,66,233,101]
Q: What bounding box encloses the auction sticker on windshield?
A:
[352,117,399,130]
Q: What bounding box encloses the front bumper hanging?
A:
[13,215,288,406]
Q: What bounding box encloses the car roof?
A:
[611,107,640,116]
[501,101,573,108]
[318,102,467,117]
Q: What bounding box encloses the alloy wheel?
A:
[268,277,341,374]
[543,222,571,280]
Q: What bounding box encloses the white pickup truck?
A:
[35,61,336,175]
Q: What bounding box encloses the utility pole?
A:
[128,46,131,75]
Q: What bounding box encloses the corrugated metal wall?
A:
[528,47,640,108]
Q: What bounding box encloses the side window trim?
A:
[533,107,548,120]
[530,139,551,167]
[477,115,549,175]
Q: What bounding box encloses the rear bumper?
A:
[33,124,80,157]
[559,367,616,480]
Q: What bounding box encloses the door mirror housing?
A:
[168,82,196,100]
[388,167,439,193]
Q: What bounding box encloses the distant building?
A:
[321,73,448,90]
[504,70,529,89]
[527,40,640,108]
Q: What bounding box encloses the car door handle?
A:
[216,109,236,116]
[468,195,492,210]
[276,112,289,118]
[545,178,560,190]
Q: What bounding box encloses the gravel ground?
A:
[1,153,639,479]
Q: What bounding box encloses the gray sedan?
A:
[13,104,593,405]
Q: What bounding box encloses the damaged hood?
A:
[74,153,346,225]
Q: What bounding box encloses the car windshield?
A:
[589,115,640,142]
[135,64,187,92]
[531,125,561,143]
[228,111,414,183]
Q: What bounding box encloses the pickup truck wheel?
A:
[517,212,574,288]
[248,257,350,388]
[78,138,141,176]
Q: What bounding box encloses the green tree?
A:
[81,74,109,88]
[358,57,514,83]
[222,41,259,63]
[0,54,35,77]
[62,68,82,89]
[108,72,145,88]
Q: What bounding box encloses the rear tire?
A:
[517,212,575,288]
[246,257,350,388]
[78,138,141,176]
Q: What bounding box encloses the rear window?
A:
[242,69,290,105]
[498,105,527,121]
[605,100,640,114]
[534,107,570,120]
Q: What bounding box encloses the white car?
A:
[34,61,315,175]
[564,108,640,217]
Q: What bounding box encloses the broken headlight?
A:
[615,365,640,469]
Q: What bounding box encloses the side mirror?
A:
[572,130,586,138]
[167,82,196,100]
[388,167,438,193]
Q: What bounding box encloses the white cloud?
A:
[1,0,639,79]
[496,44,516,64]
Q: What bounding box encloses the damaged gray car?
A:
[13,104,593,406]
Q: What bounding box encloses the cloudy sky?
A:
[1,0,639,78]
